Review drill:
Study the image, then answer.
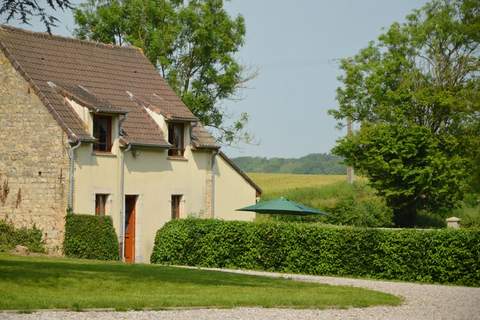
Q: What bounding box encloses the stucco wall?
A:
[214,155,257,221]
[124,148,211,262]
[0,52,70,253]
[73,144,122,227]
[72,121,257,262]
[73,138,213,262]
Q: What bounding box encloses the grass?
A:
[249,173,392,227]
[249,173,348,195]
[454,205,480,228]
[250,172,371,208]
[0,254,400,311]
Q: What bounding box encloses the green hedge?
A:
[0,220,45,253]
[63,214,119,260]
[151,219,480,286]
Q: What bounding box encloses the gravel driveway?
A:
[2,267,479,320]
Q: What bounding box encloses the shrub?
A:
[0,220,44,253]
[449,193,480,228]
[414,210,447,228]
[64,214,119,260]
[151,219,480,286]
[457,207,480,228]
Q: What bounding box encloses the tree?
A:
[0,0,73,33]
[334,124,468,227]
[330,0,480,227]
[74,0,255,144]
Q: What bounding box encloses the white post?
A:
[446,217,461,229]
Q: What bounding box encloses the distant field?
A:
[249,173,347,195]
[248,173,390,227]
[249,173,480,228]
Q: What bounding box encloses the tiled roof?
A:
[0,25,215,148]
[50,81,127,114]
[132,92,198,121]
[191,123,220,149]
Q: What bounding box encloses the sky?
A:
[3,0,428,158]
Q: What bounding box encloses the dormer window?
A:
[168,123,185,157]
[93,115,112,152]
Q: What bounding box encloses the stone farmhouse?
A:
[0,26,261,263]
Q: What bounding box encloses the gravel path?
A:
[2,267,479,320]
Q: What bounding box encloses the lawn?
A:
[248,173,347,195]
[0,254,400,311]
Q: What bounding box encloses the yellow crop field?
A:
[248,173,347,195]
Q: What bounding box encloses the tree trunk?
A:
[393,204,417,228]
[346,118,354,184]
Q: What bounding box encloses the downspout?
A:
[67,139,82,213]
[119,143,132,261]
[119,143,131,261]
[118,113,130,261]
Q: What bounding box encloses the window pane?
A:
[93,116,112,152]
[168,124,175,145]
[168,123,184,157]
[174,125,183,149]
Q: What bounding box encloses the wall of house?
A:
[214,155,257,222]
[0,51,70,254]
[123,147,211,262]
[73,143,122,226]
[67,97,91,127]
[72,123,257,263]
[72,136,213,262]
[67,93,258,264]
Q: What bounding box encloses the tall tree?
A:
[330,0,480,227]
[74,0,254,144]
[0,0,72,33]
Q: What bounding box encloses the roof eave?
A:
[129,142,171,149]
[166,116,199,122]
[191,141,221,150]
[91,108,128,115]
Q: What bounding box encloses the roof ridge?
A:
[0,24,141,52]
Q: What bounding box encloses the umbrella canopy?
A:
[237,197,327,216]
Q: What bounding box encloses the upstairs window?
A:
[168,123,185,157]
[93,115,112,152]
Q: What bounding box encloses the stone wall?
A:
[0,51,70,254]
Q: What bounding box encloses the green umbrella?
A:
[237,197,327,216]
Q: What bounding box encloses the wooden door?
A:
[124,195,137,263]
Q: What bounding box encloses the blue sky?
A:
[3,0,428,158]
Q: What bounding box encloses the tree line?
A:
[232,153,346,175]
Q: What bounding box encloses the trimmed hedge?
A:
[151,219,480,286]
[0,220,45,253]
[64,214,119,260]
